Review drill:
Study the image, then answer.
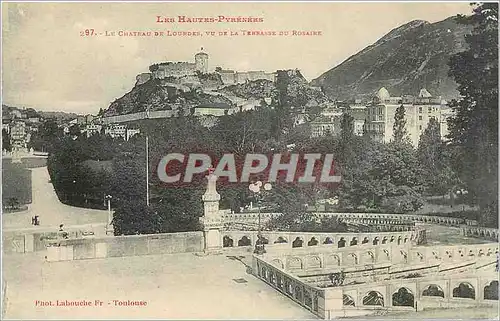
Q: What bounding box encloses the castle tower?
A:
[195,47,209,74]
[200,170,222,252]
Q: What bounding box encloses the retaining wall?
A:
[45,231,204,262]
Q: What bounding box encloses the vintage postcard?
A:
[1,1,498,320]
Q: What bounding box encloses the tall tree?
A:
[392,104,408,144]
[2,129,11,152]
[417,118,458,195]
[447,3,498,226]
[338,109,355,166]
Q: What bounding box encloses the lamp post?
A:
[105,194,112,232]
[249,181,272,255]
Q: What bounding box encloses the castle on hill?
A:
[135,48,276,86]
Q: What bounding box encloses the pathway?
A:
[2,167,108,230]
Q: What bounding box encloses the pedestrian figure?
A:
[59,224,64,231]
[496,252,499,272]
[34,215,40,226]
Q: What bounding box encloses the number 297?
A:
[80,29,95,36]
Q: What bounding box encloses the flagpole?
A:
[146,135,150,207]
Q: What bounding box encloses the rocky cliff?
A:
[312,17,472,100]
[105,75,232,117]
[218,69,331,108]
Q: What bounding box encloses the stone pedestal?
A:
[200,173,222,252]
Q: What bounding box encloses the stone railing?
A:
[2,279,6,318]
[335,272,498,318]
[253,253,498,319]
[261,243,498,274]
[221,212,477,227]
[222,229,426,250]
[461,226,499,242]
[252,255,326,319]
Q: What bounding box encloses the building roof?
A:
[376,87,391,99]
[195,48,208,56]
[419,88,433,98]
[195,103,232,110]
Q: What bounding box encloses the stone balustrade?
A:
[222,229,426,250]
[261,243,498,273]
[461,226,499,242]
[221,212,477,227]
[253,253,498,319]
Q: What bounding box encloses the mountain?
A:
[311,17,472,101]
[2,105,79,121]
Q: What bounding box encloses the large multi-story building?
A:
[365,88,445,146]
[310,102,366,138]
[10,121,27,150]
[310,115,337,138]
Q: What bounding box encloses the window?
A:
[419,125,422,130]
[419,116,422,120]
[419,107,422,113]
[428,107,432,113]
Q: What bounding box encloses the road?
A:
[2,167,108,230]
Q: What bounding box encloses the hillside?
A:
[2,105,79,121]
[106,68,332,117]
[105,77,233,117]
[311,16,472,100]
[217,69,331,108]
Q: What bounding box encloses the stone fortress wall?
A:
[152,62,198,79]
[137,50,277,86]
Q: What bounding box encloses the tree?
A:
[6,197,19,210]
[417,118,459,195]
[336,142,425,212]
[34,118,63,153]
[393,104,408,144]
[68,124,81,137]
[447,3,498,226]
[2,129,11,152]
[362,119,369,138]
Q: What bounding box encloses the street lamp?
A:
[105,194,113,232]
[249,181,272,255]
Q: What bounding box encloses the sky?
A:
[2,2,473,114]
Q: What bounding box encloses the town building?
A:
[126,128,141,141]
[104,124,127,139]
[83,124,103,138]
[192,103,238,117]
[311,102,366,138]
[365,87,444,146]
[439,107,454,141]
[10,121,27,151]
[310,115,336,137]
